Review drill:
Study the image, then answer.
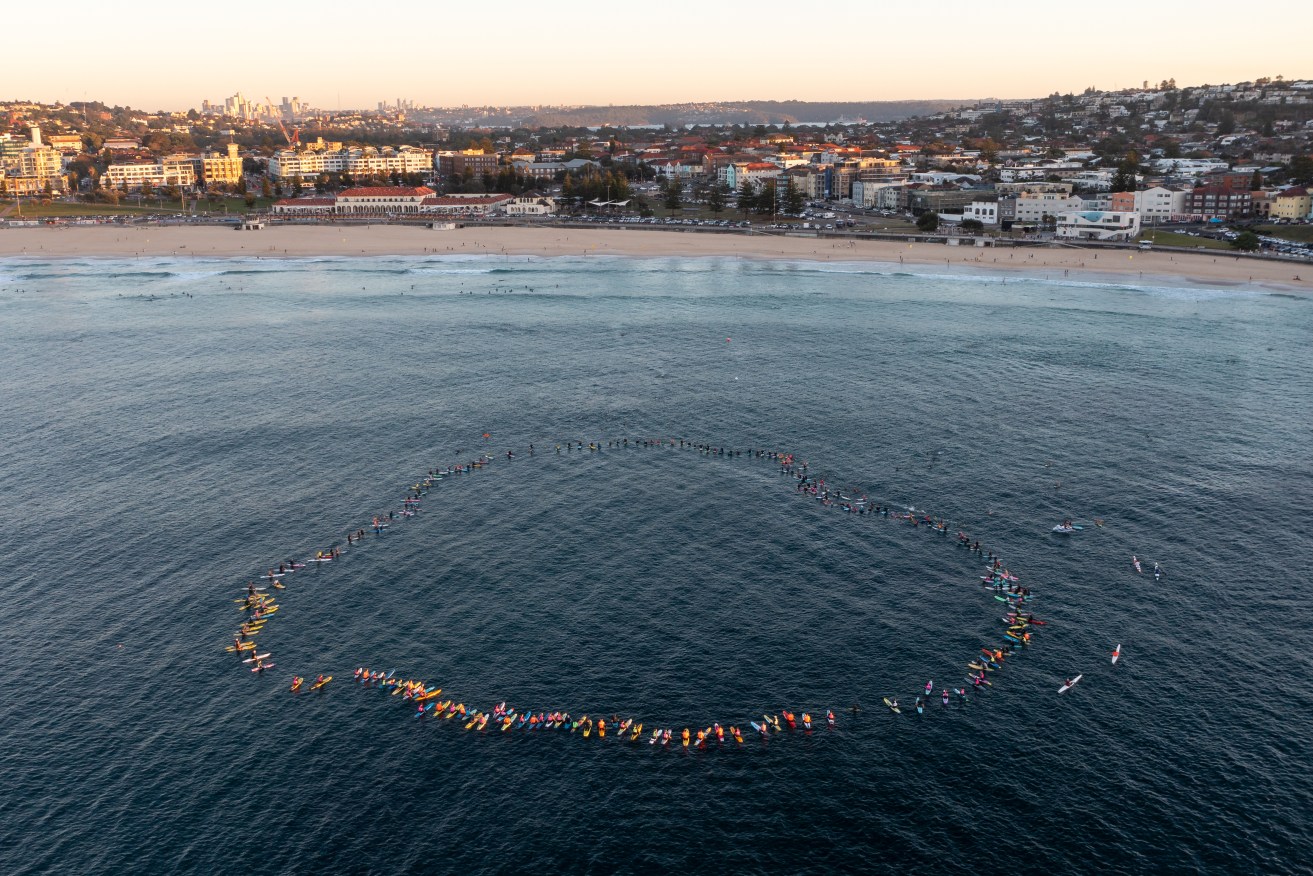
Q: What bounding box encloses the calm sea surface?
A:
[0,254,1310,874]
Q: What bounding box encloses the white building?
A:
[1014,192,1085,223]
[504,195,557,216]
[418,193,514,215]
[1150,158,1230,176]
[267,145,432,182]
[271,197,335,215]
[910,171,982,185]
[852,180,906,208]
[962,200,999,225]
[103,157,197,190]
[1056,210,1140,241]
[1136,186,1187,223]
[273,189,514,216]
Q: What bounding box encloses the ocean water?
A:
[0,254,1310,875]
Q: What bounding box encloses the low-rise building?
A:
[46,134,84,153]
[271,197,336,215]
[1271,186,1312,220]
[504,195,557,216]
[907,186,986,216]
[1056,210,1140,241]
[335,185,435,214]
[962,200,999,225]
[418,193,513,215]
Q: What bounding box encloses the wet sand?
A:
[1,224,1306,291]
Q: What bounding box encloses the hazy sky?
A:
[5,0,1310,110]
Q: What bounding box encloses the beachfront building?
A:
[271,197,336,215]
[1055,210,1140,241]
[1271,186,1312,220]
[270,189,515,216]
[102,138,142,153]
[504,195,557,216]
[829,164,860,200]
[995,181,1073,196]
[103,156,197,190]
[1184,185,1253,220]
[962,200,1000,225]
[906,185,985,216]
[419,194,514,215]
[1013,192,1085,223]
[1136,186,1188,224]
[266,145,432,182]
[334,186,436,214]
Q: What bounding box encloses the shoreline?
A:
[1,224,1308,292]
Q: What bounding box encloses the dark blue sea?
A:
[1,254,1310,875]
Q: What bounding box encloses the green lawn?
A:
[1138,230,1232,250]
[1,200,162,217]
[1,196,276,218]
[1254,224,1313,244]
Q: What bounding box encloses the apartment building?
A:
[267,145,432,181]
[0,127,68,195]
[197,144,244,185]
[1185,185,1252,219]
[102,156,198,190]
[1013,192,1085,222]
[435,149,499,178]
[1271,186,1312,220]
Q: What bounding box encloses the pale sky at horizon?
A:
[4,0,1310,111]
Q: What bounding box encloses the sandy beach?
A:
[1,223,1307,290]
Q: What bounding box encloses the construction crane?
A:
[266,97,300,148]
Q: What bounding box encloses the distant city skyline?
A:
[5,0,1312,111]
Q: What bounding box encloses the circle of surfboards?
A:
[225,436,1111,750]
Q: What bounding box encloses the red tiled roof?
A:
[338,186,435,198]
